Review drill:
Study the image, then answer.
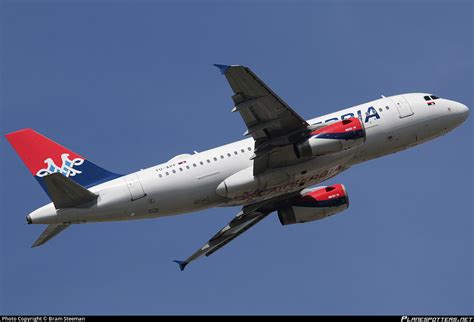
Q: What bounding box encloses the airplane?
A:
[5,64,469,271]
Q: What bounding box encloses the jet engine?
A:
[277,184,349,225]
[296,118,365,158]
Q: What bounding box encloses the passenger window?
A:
[220,155,224,159]
[247,147,251,151]
[179,168,183,171]
[172,170,176,174]
[241,149,245,153]
[200,161,204,165]
[385,106,389,110]
[158,174,162,178]
[213,157,217,161]
[207,159,211,163]
[227,153,231,157]
[193,163,197,167]
[186,165,190,169]
[165,172,169,176]
[379,108,382,112]
[234,151,238,155]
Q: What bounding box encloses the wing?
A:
[173,191,302,271]
[173,208,271,271]
[215,64,311,175]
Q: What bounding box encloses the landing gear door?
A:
[391,95,414,118]
[124,174,146,201]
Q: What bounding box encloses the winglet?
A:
[173,260,189,271]
[213,64,231,75]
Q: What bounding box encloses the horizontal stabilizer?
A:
[43,173,98,209]
[32,223,70,248]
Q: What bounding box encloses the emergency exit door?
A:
[124,174,146,201]
[391,95,414,118]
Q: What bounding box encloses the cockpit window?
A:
[424,96,431,101]
[430,95,439,100]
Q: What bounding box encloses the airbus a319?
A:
[6,65,469,270]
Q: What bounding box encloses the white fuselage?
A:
[29,93,469,225]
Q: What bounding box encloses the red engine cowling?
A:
[278,184,349,225]
[296,118,365,157]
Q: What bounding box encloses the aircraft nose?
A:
[458,103,469,123]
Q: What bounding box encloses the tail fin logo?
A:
[36,153,85,178]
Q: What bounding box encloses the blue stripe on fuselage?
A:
[312,129,365,140]
[313,106,380,126]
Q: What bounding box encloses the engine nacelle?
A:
[296,118,365,158]
[278,184,349,225]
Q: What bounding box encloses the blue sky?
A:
[1,0,472,315]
